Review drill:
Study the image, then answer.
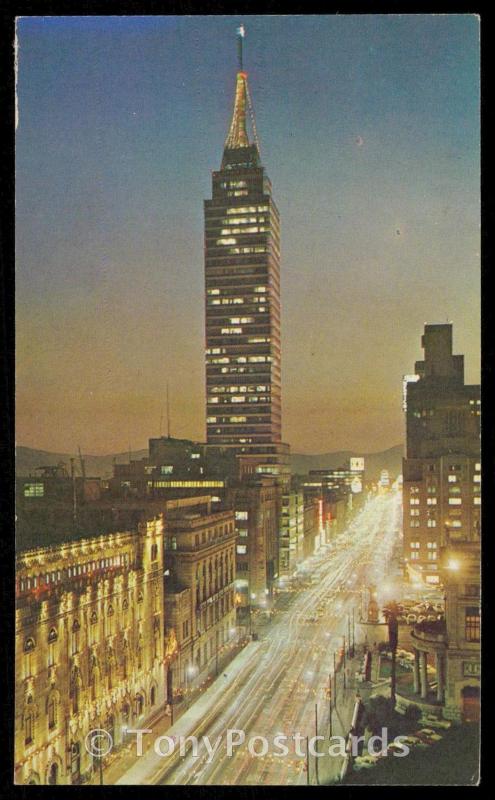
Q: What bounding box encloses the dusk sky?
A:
[16,15,480,456]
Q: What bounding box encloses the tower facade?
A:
[204,31,289,480]
[402,324,481,585]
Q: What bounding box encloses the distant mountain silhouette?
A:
[17,443,404,482]
[290,444,404,481]
[15,446,149,479]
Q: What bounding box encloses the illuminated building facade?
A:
[163,497,237,702]
[225,477,280,608]
[15,518,165,785]
[403,324,481,584]
[204,30,289,480]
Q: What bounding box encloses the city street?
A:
[116,491,401,785]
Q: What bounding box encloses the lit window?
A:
[410,542,420,549]
[475,463,481,471]
[449,498,462,505]
[410,520,420,528]
[427,541,437,548]
[411,551,419,559]
[427,519,437,527]
[465,607,480,642]
[410,509,419,517]
[235,511,248,520]
[474,497,481,505]
[236,544,247,555]
[427,498,437,505]
[448,475,457,483]
[473,475,481,483]
[23,483,44,498]
[410,498,420,505]
[207,289,220,296]
[206,416,217,423]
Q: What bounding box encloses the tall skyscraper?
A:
[204,28,289,480]
[402,323,481,585]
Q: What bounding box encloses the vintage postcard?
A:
[14,14,480,786]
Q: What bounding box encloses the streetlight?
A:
[185,663,197,707]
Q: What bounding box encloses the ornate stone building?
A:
[15,517,165,785]
[163,496,237,703]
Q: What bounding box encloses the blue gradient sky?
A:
[16,15,480,455]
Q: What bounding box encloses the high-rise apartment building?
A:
[403,324,481,584]
[204,29,289,480]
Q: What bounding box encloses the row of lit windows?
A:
[206,286,268,298]
[149,480,224,488]
[226,205,269,214]
[208,396,271,405]
[219,226,268,235]
[227,246,268,255]
[220,180,248,189]
[209,385,269,394]
[17,554,131,592]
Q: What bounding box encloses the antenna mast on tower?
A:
[166,381,171,439]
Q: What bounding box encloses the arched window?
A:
[24,697,34,746]
[90,611,98,624]
[122,598,129,612]
[70,742,81,783]
[135,692,144,717]
[47,763,58,785]
[24,638,35,677]
[71,620,80,655]
[150,685,156,706]
[47,689,58,730]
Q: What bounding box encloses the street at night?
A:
[112,491,401,785]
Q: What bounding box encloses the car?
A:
[399,735,423,748]
[353,755,379,770]
[417,728,443,743]
[386,742,407,756]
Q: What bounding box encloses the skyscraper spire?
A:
[224,25,254,152]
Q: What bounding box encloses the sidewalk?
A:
[309,651,376,786]
[109,640,262,785]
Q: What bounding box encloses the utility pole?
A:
[328,672,333,737]
[333,652,337,706]
[166,381,171,439]
[314,703,319,785]
[70,457,77,524]
[215,628,219,676]
[343,636,347,689]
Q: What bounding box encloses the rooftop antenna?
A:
[166,381,171,439]
[237,24,245,72]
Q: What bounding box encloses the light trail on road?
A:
[153,492,401,786]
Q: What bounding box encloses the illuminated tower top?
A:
[222,25,260,167]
